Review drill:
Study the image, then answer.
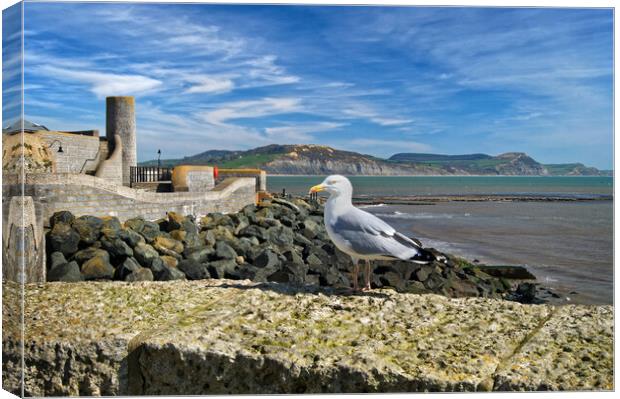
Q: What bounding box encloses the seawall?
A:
[2,173,257,223]
[2,279,613,395]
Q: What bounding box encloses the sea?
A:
[268,176,614,305]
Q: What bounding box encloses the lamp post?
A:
[157,149,161,168]
[47,139,64,153]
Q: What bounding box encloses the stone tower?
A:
[106,96,137,186]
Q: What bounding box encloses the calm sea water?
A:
[268,175,613,197]
[268,176,613,304]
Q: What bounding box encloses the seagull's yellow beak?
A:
[309,184,325,194]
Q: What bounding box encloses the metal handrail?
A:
[130,166,173,184]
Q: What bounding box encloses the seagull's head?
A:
[309,175,353,198]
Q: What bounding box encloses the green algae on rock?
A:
[2,279,613,395]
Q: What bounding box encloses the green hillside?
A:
[139,144,608,176]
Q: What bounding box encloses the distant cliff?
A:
[141,144,610,176]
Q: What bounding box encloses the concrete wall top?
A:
[7,172,256,203]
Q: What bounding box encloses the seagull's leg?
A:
[362,259,372,291]
[351,257,359,291]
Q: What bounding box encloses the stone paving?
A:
[2,279,613,395]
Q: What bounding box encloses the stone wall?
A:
[218,169,267,191]
[37,131,104,174]
[3,173,257,224]
[171,165,215,192]
[2,280,613,396]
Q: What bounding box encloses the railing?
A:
[130,166,173,185]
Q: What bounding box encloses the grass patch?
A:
[219,153,280,169]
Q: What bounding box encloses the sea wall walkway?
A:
[2,279,613,395]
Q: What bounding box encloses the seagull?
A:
[310,175,439,291]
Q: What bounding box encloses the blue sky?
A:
[3,3,614,168]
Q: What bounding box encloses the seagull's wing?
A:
[330,207,423,260]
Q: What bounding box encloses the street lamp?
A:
[47,139,64,153]
[157,149,161,168]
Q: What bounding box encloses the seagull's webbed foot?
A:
[361,259,373,291]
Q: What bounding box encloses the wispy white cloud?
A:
[201,97,303,126]
[343,105,412,126]
[347,138,432,154]
[238,55,300,88]
[185,76,235,94]
[134,102,274,158]
[265,122,346,142]
[19,5,612,167]
[35,65,162,98]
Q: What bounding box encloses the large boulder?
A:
[124,217,145,232]
[376,271,405,291]
[228,238,254,259]
[134,243,165,275]
[114,257,141,280]
[212,225,236,242]
[125,267,154,282]
[239,225,268,242]
[155,218,170,233]
[169,229,186,242]
[178,259,210,280]
[183,247,213,264]
[266,226,294,247]
[255,217,281,229]
[201,230,216,247]
[157,266,186,281]
[215,242,237,260]
[166,212,186,231]
[48,261,82,282]
[161,255,179,269]
[47,223,80,256]
[72,215,103,245]
[49,251,67,270]
[153,236,183,254]
[100,216,123,239]
[72,247,110,266]
[200,213,232,230]
[206,259,237,279]
[415,265,434,282]
[282,249,304,266]
[81,256,114,280]
[139,221,164,243]
[293,233,313,247]
[49,211,75,228]
[473,266,536,280]
[100,237,134,258]
[267,263,306,285]
[119,228,145,248]
[253,249,280,269]
[301,219,322,240]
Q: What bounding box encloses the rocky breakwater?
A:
[45,196,539,301]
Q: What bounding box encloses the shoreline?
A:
[356,199,613,305]
[351,193,613,205]
[267,174,613,177]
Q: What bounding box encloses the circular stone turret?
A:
[106,96,136,186]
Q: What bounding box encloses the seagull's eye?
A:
[328,180,337,185]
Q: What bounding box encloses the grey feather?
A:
[327,208,422,260]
